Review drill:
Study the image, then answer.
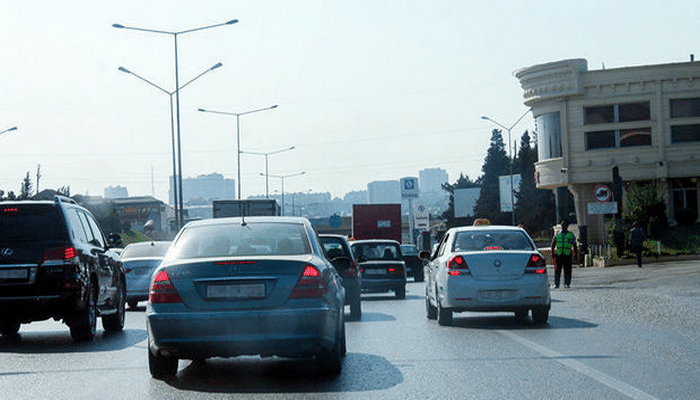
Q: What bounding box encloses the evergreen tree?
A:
[19,172,33,199]
[473,129,510,224]
[514,131,556,235]
[441,173,479,229]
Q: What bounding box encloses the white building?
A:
[515,58,700,245]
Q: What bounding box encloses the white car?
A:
[424,225,550,326]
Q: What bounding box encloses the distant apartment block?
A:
[104,185,128,199]
[419,168,449,194]
[367,180,401,204]
[169,172,235,205]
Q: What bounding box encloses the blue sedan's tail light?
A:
[447,255,469,276]
[290,265,329,298]
[150,270,183,303]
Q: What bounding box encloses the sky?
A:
[1,0,698,202]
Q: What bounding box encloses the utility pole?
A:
[36,165,41,194]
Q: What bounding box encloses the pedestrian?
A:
[629,221,646,268]
[551,219,578,289]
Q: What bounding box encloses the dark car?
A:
[320,234,362,320]
[0,196,126,341]
[350,239,407,299]
[146,216,346,379]
[400,244,425,282]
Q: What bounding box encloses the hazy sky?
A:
[1,1,697,201]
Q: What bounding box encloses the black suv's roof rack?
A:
[54,195,77,205]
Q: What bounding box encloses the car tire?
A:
[102,279,126,332]
[148,347,178,380]
[415,270,424,283]
[127,299,139,309]
[437,299,452,326]
[514,309,528,320]
[318,318,344,375]
[395,285,406,300]
[70,283,97,342]
[426,295,437,320]
[349,294,362,321]
[531,305,549,325]
[0,318,20,336]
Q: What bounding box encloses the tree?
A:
[623,182,668,239]
[473,129,510,225]
[514,131,556,236]
[19,172,33,199]
[441,173,479,229]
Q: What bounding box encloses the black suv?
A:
[320,234,362,320]
[0,196,126,341]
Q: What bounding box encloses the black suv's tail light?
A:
[290,265,328,299]
[42,245,79,265]
[447,255,469,276]
[525,254,547,274]
[150,270,183,303]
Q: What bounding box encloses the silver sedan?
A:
[424,225,550,326]
[146,216,346,379]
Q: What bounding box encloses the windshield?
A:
[0,205,65,242]
[167,222,311,260]
[351,242,401,261]
[120,241,171,259]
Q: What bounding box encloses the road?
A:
[1,260,699,399]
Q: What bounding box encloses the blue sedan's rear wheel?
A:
[148,348,178,380]
[531,305,549,325]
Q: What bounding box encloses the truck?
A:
[212,199,281,218]
[352,204,402,243]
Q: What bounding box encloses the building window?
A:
[670,98,700,118]
[584,101,651,150]
[671,178,698,222]
[585,105,614,124]
[620,128,652,147]
[585,130,616,150]
[535,112,561,159]
[671,124,700,143]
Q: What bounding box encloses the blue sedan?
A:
[424,225,550,326]
[146,216,346,379]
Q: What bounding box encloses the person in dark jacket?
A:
[629,221,646,268]
[551,220,578,289]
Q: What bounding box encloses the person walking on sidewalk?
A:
[551,219,578,288]
[629,221,646,268]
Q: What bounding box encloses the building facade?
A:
[515,58,700,245]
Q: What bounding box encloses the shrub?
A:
[675,208,698,226]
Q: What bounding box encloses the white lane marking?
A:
[498,330,659,400]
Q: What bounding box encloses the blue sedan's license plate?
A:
[207,283,266,299]
[364,269,387,276]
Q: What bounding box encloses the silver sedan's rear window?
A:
[167,222,311,259]
[453,230,534,252]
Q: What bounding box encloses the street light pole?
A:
[0,126,17,136]
[118,63,222,229]
[481,109,531,226]
[240,146,295,198]
[198,105,278,199]
[261,172,305,216]
[113,19,237,228]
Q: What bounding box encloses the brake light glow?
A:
[484,246,503,251]
[525,254,547,274]
[290,265,328,298]
[150,270,182,303]
[2,207,18,213]
[447,255,469,276]
[42,245,79,265]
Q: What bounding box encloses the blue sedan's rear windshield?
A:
[167,222,311,259]
[453,230,534,252]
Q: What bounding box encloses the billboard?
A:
[499,174,522,213]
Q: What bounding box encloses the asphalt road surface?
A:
[1,259,699,399]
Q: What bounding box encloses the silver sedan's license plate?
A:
[0,269,28,279]
[207,283,266,299]
[364,269,387,276]
[480,290,516,301]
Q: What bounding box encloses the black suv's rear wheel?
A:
[102,279,126,332]
[70,283,97,342]
[0,318,20,336]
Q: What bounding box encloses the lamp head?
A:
[211,62,223,70]
[226,19,239,25]
[112,23,125,29]
[118,66,131,74]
